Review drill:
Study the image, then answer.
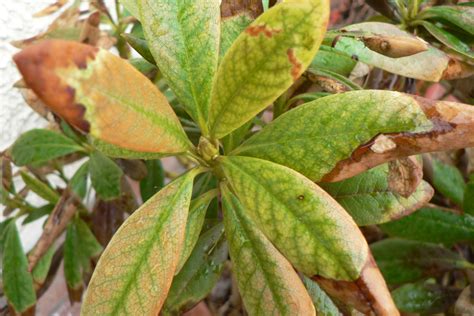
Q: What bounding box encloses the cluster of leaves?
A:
[1,0,474,315]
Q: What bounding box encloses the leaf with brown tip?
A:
[234,90,474,183]
[313,254,399,316]
[13,40,191,156]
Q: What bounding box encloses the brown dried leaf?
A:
[313,254,399,316]
[33,0,68,17]
[362,35,428,58]
[323,96,474,182]
[11,3,80,49]
[454,286,474,316]
[442,58,474,80]
[221,0,264,19]
[79,11,101,46]
[388,156,423,198]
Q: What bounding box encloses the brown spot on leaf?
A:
[13,40,98,132]
[442,58,474,80]
[313,254,400,316]
[221,0,263,19]
[245,24,281,38]
[322,95,474,182]
[388,156,423,198]
[287,48,302,81]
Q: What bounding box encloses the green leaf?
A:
[12,129,83,166]
[20,171,60,204]
[64,218,103,290]
[14,41,191,155]
[32,245,55,285]
[208,0,330,139]
[371,239,474,285]
[219,155,368,280]
[392,281,460,314]
[70,160,89,199]
[222,120,252,154]
[420,5,474,35]
[320,164,434,225]
[82,169,199,315]
[233,90,433,182]
[380,207,474,245]
[2,221,36,313]
[122,33,156,64]
[140,159,165,202]
[311,45,357,76]
[22,204,54,225]
[432,159,466,205]
[334,22,450,82]
[176,189,218,273]
[420,21,474,59]
[164,223,227,314]
[464,175,474,215]
[120,0,140,19]
[302,276,341,316]
[221,188,315,315]
[139,0,221,133]
[89,151,123,200]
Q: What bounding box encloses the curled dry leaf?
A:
[361,35,428,58]
[323,96,474,182]
[387,156,423,198]
[313,254,399,316]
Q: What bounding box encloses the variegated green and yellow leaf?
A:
[138,0,220,133]
[321,164,434,226]
[81,169,200,315]
[14,40,190,156]
[222,187,315,315]
[233,90,474,182]
[219,155,368,280]
[209,0,330,139]
[176,189,218,272]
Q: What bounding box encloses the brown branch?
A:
[322,96,474,182]
[27,190,77,271]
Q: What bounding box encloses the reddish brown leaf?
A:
[221,0,263,19]
[14,41,98,132]
[313,254,399,316]
[388,156,423,198]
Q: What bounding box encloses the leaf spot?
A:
[245,24,281,38]
[287,48,302,81]
[297,195,305,200]
[370,135,397,153]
